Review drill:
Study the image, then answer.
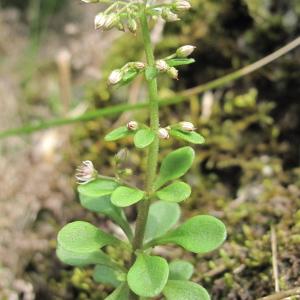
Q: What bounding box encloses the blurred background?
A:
[0,0,299,299]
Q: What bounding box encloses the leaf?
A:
[93,265,124,287]
[163,280,210,300]
[170,129,205,144]
[56,245,116,268]
[134,128,155,149]
[156,181,191,203]
[122,69,138,84]
[111,186,145,207]
[169,260,194,280]
[57,221,119,253]
[105,283,130,300]
[145,66,157,81]
[154,147,195,190]
[105,126,132,142]
[127,254,169,297]
[154,215,227,254]
[78,179,119,198]
[167,58,195,67]
[144,201,180,243]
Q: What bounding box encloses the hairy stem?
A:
[130,8,160,300]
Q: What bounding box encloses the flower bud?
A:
[126,121,138,131]
[132,62,145,70]
[162,8,180,22]
[167,67,179,79]
[158,128,170,139]
[179,121,196,132]
[104,13,118,30]
[94,12,106,30]
[173,0,191,11]
[155,60,169,72]
[108,69,123,85]
[176,45,196,57]
[75,160,97,184]
[115,148,128,164]
[128,18,138,33]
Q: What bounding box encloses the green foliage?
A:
[153,215,227,254]
[111,186,145,207]
[127,254,169,297]
[144,201,181,242]
[163,280,210,300]
[156,181,191,203]
[105,283,130,300]
[170,129,205,144]
[134,129,155,149]
[93,265,123,287]
[167,58,195,67]
[169,260,194,281]
[57,221,120,252]
[154,146,195,189]
[105,126,133,142]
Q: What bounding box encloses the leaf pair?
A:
[105,126,155,149]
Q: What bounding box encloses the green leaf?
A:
[145,66,157,81]
[93,265,124,287]
[156,181,191,203]
[163,280,210,300]
[127,254,169,297]
[134,128,155,149]
[154,215,226,254]
[122,69,138,84]
[105,126,132,142]
[57,221,119,253]
[169,260,194,280]
[167,58,195,67]
[56,245,116,267]
[154,147,195,190]
[144,201,180,243]
[170,129,205,144]
[111,186,144,207]
[78,179,118,198]
[105,283,130,300]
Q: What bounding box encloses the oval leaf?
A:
[127,254,169,297]
[105,283,130,300]
[134,128,155,149]
[93,265,124,287]
[170,129,205,144]
[154,147,195,190]
[144,201,180,242]
[56,245,116,267]
[169,260,194,280]
[156,181,191,203]
[105,126,132,142]
[145,66,157,81]
[111,186,144,207]
[78,179,118,198]
[163,280,210,300]
[57,221,119,253]
[154,215,226,254]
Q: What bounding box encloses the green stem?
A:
[130,8,160,300]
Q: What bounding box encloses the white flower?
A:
[82,0,99,3]
[104,13,118,30]
[158,128,170,139]
[132,62,145,70]
[128,18,138,33]
[126,121,139,131]
[179,121,196,131]
[75,161,97,184]
[108,69,123,85]
[176,45,196,57]
[155,60,169,72]
[173,0,191,11]
[162,8,180,22]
